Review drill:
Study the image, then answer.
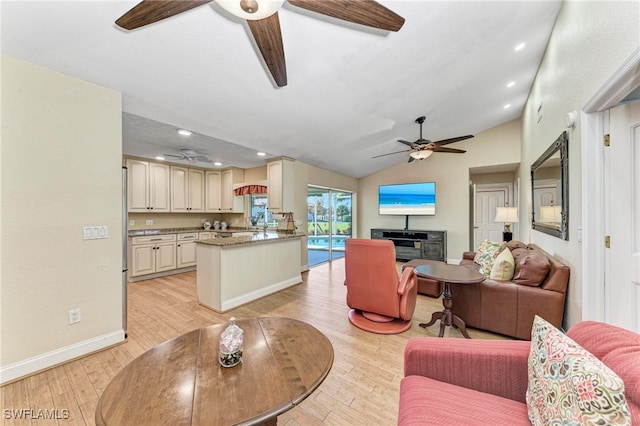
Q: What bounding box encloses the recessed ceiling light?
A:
[507,81,516,88]
[214,161,222,166]
[177,129,192,136]
[257,152,266,156]
[155,156,165,161]
[504,104,512,109]
[514,43,525,51]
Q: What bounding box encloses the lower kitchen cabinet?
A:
[177,233,198,268]
[130,235,177,277]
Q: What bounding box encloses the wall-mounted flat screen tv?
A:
[378,182,436,216]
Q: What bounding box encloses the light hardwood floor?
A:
[1,259,508,426]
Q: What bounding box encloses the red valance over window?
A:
[234,185,268,196]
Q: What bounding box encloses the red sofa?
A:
[398,321,640,425]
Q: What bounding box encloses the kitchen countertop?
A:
[196,231,304,246]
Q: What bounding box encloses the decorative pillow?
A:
[473,240,506,277]
[489,246,515,280]
[513,253,550,287]
[527,316,632,426]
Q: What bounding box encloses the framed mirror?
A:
[531,131,569,240]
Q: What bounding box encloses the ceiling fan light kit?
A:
[409,150,433,160]
[217,0,284,20]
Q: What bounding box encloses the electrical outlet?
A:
[129,220,135,226]
[146,219,153,226]
[68,309,81,324]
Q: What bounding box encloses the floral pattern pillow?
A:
[526,316,631,426]
[473,240,506,277]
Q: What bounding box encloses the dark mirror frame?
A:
[531,131,569,240]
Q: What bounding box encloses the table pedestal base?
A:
[419,282,471,339]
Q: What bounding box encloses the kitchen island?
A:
[196,232,304,312]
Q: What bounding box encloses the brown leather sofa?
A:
[449,243,570,340]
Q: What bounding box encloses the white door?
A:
[474,188,506,247]
[606,99,640,332]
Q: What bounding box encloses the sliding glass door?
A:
[307,186,352,267]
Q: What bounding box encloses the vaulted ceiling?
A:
[1,1,562,178]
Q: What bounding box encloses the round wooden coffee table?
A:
[414,263,485,338]
[95,317,334,425]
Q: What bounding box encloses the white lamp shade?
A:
[216,0,284,20]
[409,150,434,160]
[494,207,519,223]
[540,205,562,223]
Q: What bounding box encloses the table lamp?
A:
[495,205,519,242]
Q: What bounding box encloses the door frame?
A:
[581,47,640,322]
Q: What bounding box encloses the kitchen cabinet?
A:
[205,170,222,212]
[171,166,205,212]
[266,158,294,213]
[130,235,177,277]
[126,159,171,212]
[177,233,198,268]
[221,168,244,213]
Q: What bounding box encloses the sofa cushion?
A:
[399,375,530,426]
[489,247,515,280]
[507,240,528,251]
[513,253,550,287]
[473,240,506,277]
[568,321,640,421]
[526,316,631,426]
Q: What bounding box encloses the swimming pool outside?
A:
[307,234,349,250]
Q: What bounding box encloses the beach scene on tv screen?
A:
[379,182,436,215]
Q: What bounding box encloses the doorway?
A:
[307,186,353,267]
[582,48,640,331]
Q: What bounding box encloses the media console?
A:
[371,228,447,262]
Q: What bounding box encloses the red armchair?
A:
[398,321,640,425]
[344,239,418,334]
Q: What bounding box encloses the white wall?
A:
[358,119,521,260]
[1,55,123,381]
[520,1,640,329]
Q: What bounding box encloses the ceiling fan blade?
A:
[407,155,415,163]
[195,155,213,163]
[432,147,467,154]
[433,135,474,146]
[115,0,212,30]
[287,0,405,32]
[247,13,287,87]
[372,149,409,159]
[397,140,417,148]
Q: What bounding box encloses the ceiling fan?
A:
[115,0,405,87]
[164,149,213,163]
[373,116,474,163]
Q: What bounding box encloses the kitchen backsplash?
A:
[128,212,245,230]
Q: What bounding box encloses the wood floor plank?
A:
[1,259,508,425]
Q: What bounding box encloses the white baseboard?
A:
[221,276,302,312]
[0,329,125,385]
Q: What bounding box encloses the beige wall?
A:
[520,1,639,329]
[358,119,521,259]
[1,56,123,374]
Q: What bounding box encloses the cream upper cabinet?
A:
[267,158,294,213]
[171,166,205,212]
[221,168,244,213]
[205,170,222,212]
[126,159,170,212]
